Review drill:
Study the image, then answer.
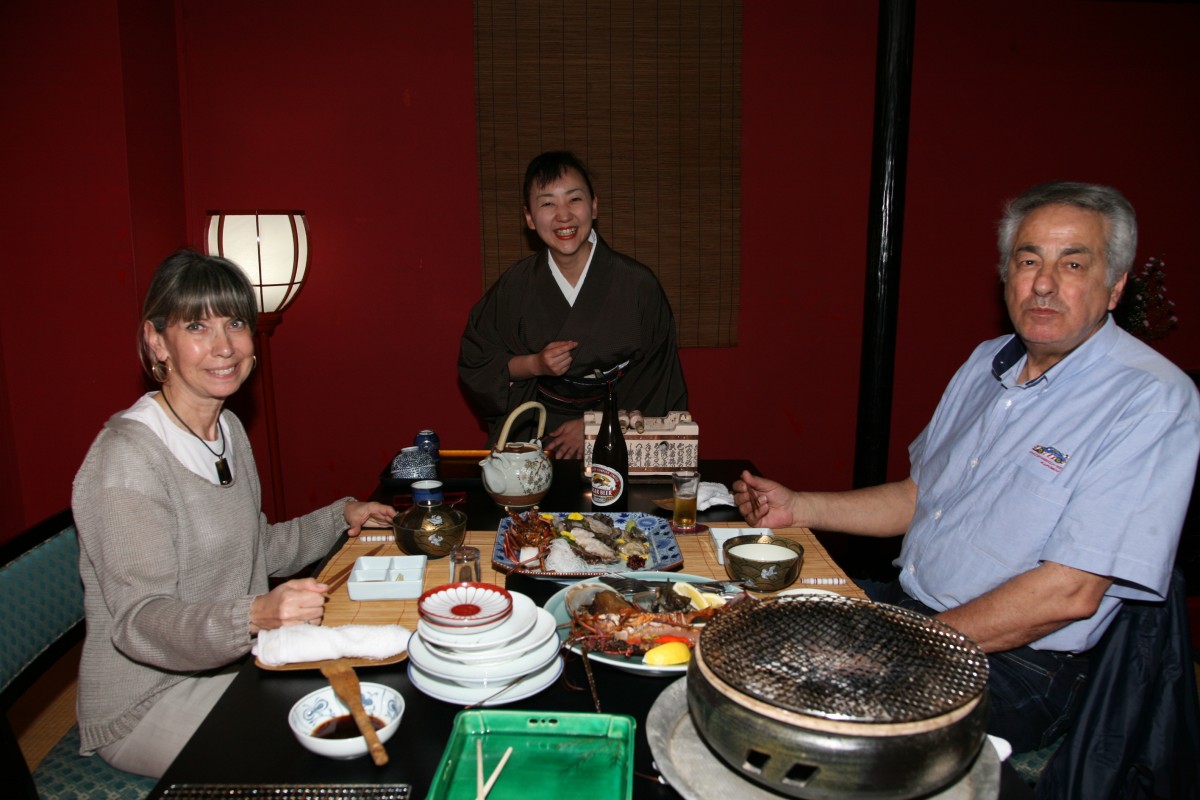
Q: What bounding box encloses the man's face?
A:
[1004,204,1126,375]
[524,168,598,266]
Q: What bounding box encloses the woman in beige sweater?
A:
[72,250,395,777]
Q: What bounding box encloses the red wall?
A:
[0,2,147,536]
[1,0,1197,539]
[895,0,1200,478]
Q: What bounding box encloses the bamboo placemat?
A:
[315,523,865,629]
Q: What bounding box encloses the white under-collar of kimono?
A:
[547,228,598,306]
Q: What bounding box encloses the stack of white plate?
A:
[407,591,562,706]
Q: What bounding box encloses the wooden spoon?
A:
[320,661,389,766]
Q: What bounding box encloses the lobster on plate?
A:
[563,582,725,657]
[501,507,556,567]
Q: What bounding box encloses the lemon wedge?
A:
[644,641,691,666]
[672,581,709,610]
[700,592,726,609]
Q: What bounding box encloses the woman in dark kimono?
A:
[458,151,688,458]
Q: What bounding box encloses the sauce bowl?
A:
[722,534,804,592]
[288,682,404,759]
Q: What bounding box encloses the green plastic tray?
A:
[426,710,635,800]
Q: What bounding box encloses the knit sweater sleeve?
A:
[73,415,347,672]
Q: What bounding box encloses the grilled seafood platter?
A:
[557,580,745,668]
[502,509,652,572]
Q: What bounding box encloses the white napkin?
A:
[987,734,1012,762]
[697,481,735,511]
[252,623,411,667]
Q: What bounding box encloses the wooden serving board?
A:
[255,651,407,672]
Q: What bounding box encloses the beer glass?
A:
[671,470,701,533]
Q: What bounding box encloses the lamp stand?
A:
[255,312,286,522]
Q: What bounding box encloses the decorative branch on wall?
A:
[474,0,743,348]
[1114,255,1178,343]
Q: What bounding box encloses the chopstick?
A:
[476,746,513,800]
[476,740,484,799]
[462,663,540,709]
[746,487,762,520]
[322,544,386,593]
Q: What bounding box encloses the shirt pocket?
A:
[969,465,1073,570]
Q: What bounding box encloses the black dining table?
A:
[148,458,1034,799]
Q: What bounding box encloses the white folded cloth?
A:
[987,734,1012,762]
[252,623,411,667]
[697,481,735,511]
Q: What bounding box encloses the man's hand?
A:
[734,471,798,528]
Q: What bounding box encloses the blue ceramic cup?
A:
[411,479,444,505]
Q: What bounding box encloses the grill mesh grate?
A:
[700,596,988,723]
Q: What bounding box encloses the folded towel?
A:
[253,623,411,666]
[697,481,735,511]
[987,734,1012,762]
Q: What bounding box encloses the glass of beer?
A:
[671,470,701,533]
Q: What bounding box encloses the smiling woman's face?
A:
[147,314,255,406]
[523,168,599,270]
[1004,204,1126,378]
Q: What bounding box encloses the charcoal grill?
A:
[687,596,989,800]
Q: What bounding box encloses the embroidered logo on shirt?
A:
[1030,444,1069,473]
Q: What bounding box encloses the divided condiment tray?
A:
[346,554,427,601]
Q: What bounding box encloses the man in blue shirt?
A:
[735,182,1200,752]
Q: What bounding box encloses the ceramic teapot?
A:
[479,401,553,508]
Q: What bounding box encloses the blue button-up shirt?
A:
[898,316,1200,652]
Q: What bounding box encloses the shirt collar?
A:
[991,314,1120,388]
[547,229,599,306]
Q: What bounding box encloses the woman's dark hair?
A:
[138,249,258,377]
[522,151,595,208]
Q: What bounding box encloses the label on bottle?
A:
[590,463,625,506]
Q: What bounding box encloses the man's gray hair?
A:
[996,181,1137,287]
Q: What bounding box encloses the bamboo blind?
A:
[474,0,742,347]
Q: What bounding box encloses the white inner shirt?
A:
[547,229,599,306]
[123,393,235,485]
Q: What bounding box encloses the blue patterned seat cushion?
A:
[0,528,85,693]
[33,724,156,800]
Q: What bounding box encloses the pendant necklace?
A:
[160,391,232,486]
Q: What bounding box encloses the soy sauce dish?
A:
[288,682,404,759]
[722,534,804,592]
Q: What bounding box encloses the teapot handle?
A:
[495,401,547,449]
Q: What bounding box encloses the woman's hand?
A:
[508,340,578,380]
[249,577,328,634]
[533,340,578,377]
[545,417,585,459]
[344,501,396,537]
[733,471,797,528]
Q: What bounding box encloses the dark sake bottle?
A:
[590,380,629,512]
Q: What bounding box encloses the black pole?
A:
[853,0,915,490]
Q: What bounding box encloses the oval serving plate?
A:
[491,512,683,578]
[545,572,739,677]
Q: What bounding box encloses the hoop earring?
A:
[249,355,257,373]
[152,361,170,383]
